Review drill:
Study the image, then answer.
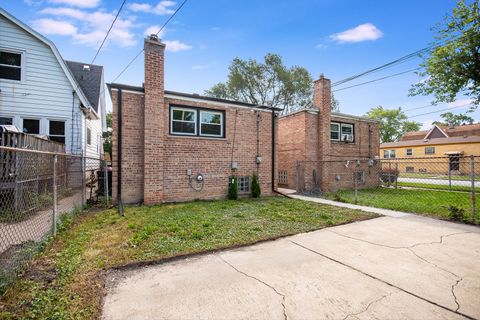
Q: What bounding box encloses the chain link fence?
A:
[295,156,479,224]
[0,146,110,293]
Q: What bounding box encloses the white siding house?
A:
[0,8,106,158]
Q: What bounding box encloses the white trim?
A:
[109,88,144,95]
[22,117,41,134]
[330,122,340,141]
[0,8,92,109]
[48,119,66,143]
[170,107,197,136]
[165,93,273,113]
[199,110,223,137]
[424,125,449,139]
[406,148,413,156]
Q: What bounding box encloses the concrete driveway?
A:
[103,215,480,320]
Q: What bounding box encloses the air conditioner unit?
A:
[341,134,354,142]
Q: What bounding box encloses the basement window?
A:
[0,50,22,81]
[238,176,250,193]
[278,170,288,185]
[49,120,65,144]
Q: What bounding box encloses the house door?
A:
[449,155,460,171]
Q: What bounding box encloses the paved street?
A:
[103,214,480,320]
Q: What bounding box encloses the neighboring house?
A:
[0,8,106,158]
[380,123,480,174]
[108,35,280,204]
[277,77,380,191]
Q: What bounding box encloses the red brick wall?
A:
[277,76,380,192]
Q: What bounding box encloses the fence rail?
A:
[0,146,110,293]
[295,155,479,224]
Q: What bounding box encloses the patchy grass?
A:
[324,188,479,221]
[0,196,375,320]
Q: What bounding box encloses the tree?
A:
[205,53,313,114]
[432,111,475,126]
[365,106,421,143]
[409,0,480,109]
[103,112,112,158]
[251,172,261,198]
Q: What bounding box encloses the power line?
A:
[407,103,473,119]
[110,0,189,84]
[332,68,420,92]
[91,0,128,65]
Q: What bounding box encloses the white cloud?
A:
[330,23,383,43]
[48,0,100,8]
[144,25,166,38]
[32,18,77,35]
[128,1,175,15]
[39,7,137,47]
[164,40,191,52]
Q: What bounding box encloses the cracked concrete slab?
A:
[103,216,480,320]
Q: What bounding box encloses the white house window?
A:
[425,147,435,155]
[23,119,40,134]
[0,117,13,125]
[340,123,354,142]
[87,127,92,145]
[0,50,22,81]
[49,120,65,144]
[238,176,250,193]
[406,148,413,156]
[330,123,340,141]
[383,149,396,159]
[200,110,223,137]
[171,107,197,135]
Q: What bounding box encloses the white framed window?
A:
[0,117,13,125]
[23,119,40,134]
[200,110,223,137]
[340,123,354,142]
[49,120,65,144]
[0,49,23,81]
[238,176,250,193]
[425,147,435,155]
[330,123,340,141]
[406,148,413,156]
[383,149,396,159]
[171,107,197,135]
[87,127,92,145]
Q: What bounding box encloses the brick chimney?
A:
[143,34,166,204]
[313,75,332,190]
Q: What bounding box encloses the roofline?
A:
[0,7,92,109]
[380,138,480,148]
[424,124,449,139]
[331,112,380,123]
[106,83,282,111]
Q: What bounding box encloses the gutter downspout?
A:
[271,110,276,192]
[117,88,124,216]
[71,91,75,154]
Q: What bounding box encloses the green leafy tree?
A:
[103,112,112,158]
[251,172,261,198]
[365,106,421,143]
[409,0,480,109]
[228,176,238,200]
[205,53,313,114]
[432,111,475,126]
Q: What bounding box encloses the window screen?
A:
[0,51,22,81]
[23,119,40,134]
[171,108,197,135]
[49,120,65,144]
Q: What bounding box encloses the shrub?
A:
[228,176,238,200]
[333,191,346,203]
[445,205,466,222]
[251,172,261,198]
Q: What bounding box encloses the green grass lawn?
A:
[0,196,375,320]
[325,188,479,220]
[397,181,478,193]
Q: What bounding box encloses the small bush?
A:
[445,205,466,222]
[228,176,238,200]
[251,172,261,198]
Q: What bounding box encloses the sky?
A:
[2,0,479,129]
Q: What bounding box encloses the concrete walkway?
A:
[103,207,480,319]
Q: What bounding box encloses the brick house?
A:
[277,76,380,192]
[108,35,279,205]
